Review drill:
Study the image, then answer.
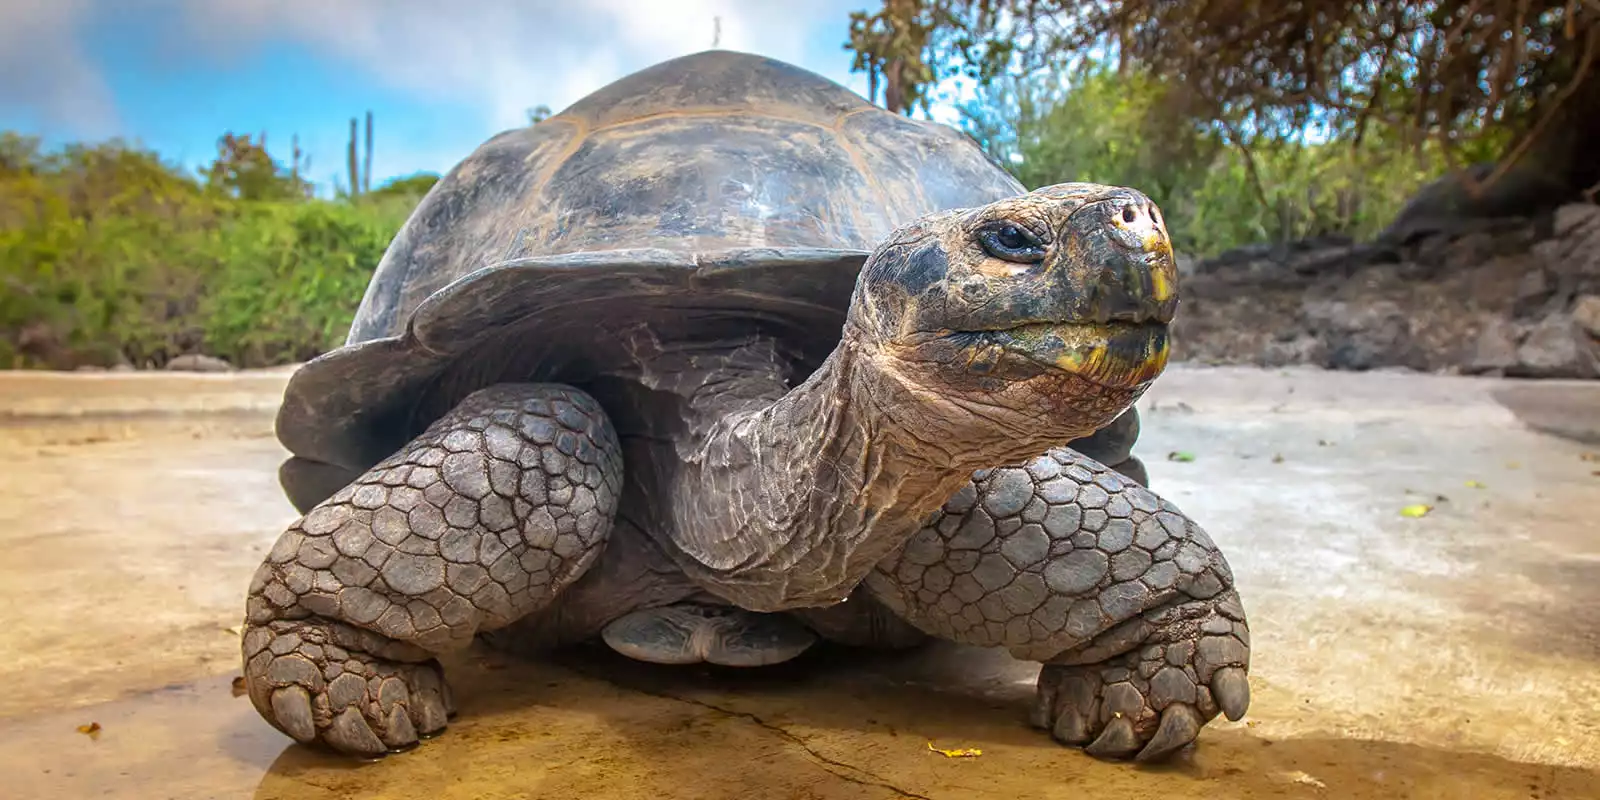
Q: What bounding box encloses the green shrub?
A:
[961,62,1493,257]
[0,133,424,368]
[200,197,413,366]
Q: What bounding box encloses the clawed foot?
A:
[1030,591,1251,762]
[242,618,457,757]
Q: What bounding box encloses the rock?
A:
[1379,161,1573,245]
[1512,268,1557,317]
[1169,201,1600,379]
[165,354,233,373]
[1302,299,1420,371]
[1261,334,1326,367]
[1553,203,1600,238]
[1574,295,1600,338]
[1174,252,1199,275]
[1464,317,1524,374]
[1513,315,1600,379]
[1203,242,1277,273]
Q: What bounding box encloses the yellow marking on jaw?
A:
[1046,325,1170,384]
[1053,347,1090,372]
[1150,268,1173,303]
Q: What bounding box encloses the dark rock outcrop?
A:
[1171,203,1600,379]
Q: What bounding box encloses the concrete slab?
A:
[1,365,1596,799]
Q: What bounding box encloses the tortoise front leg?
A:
[242,383,622,756]
[863,448,1250,762]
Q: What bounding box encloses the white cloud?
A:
[0,0,120,137]
[1,0,885,182]
[171,0,873,132]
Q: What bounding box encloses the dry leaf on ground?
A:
[926,742,982,758]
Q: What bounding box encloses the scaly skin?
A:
[864,448,1250,761]
[241,383,623,756]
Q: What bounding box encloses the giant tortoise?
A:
[243,49,1251,764]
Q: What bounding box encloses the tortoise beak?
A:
[987,320,1170,388]
[974,190,1176,389]
[1062,190,1179,326]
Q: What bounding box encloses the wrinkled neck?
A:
[666,333,981,611]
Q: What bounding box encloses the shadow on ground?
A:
[1493,382,1600,445]
[7,643,1596,800]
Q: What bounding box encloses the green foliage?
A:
[844,0,1600,183]
[988,65,1218,220]
[198,197,414,366]
[368,171,441,200]
[974,62,1476,257]
[0,132,424,369]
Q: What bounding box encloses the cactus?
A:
[344,111,375,196]
[347,118,359,197]
[363,111,374,194]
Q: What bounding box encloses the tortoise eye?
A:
[977,221,1046,264]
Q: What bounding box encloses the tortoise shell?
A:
[276,49,1025,501]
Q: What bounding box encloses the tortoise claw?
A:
[1051,704,1093,745]
[1084,716,1141,758]
[325,706,387,757]
[1134,704,1201,762]
[268,686,316,742]
[1211,666,1251,721]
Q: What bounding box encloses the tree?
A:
[204,132,309,201]
[845,0,944,114]
[843,1,1600,199]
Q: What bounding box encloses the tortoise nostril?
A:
[1121,206,1137,224]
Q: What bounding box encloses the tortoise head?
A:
[847,182,1178,441]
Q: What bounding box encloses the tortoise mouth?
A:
[946,320,1170,388]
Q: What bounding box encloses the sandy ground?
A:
[1,363,1597,800]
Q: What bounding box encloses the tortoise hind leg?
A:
[602,603,819,667]
[241,383,623,757]
[789,588,931,650]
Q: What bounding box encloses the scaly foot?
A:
[1030,590,1250,761]
[243,618,456,757]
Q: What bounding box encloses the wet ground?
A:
[1,364,1597,799]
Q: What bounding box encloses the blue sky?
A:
[2,0,917,194]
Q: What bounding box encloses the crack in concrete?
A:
[579,673,936,800]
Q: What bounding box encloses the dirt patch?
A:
[2,366,1598,799]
